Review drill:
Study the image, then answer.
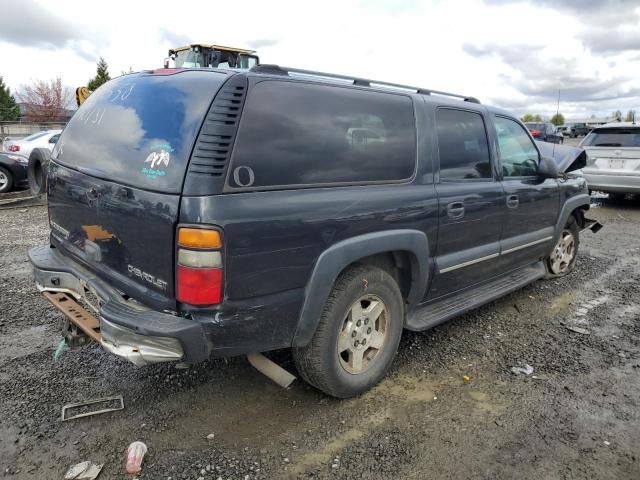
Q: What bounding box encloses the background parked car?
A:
[524,122,564,143]
[2,130,62,159]
[579,122,640,195]
[0,152,29,194]
[566,123,591,138]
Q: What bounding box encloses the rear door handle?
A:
[506,194,519,209]
[447,201,465,219]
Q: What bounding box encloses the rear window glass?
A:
[228,81,416,189]
[53,71,228,193]
[581,129,640,147]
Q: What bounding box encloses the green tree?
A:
[625,110,636,122]
[521,113,535,122]
[550,113,565,126]
[533,114,543,122]
[87,57,111,91]
[0,76,20,121]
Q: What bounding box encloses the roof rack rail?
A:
[250,64,481,104]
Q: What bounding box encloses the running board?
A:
[406,262,546,331]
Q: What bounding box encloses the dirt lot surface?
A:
[1,194,639,480]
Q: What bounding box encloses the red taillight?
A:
[530,130,541,137]
[8,145,19,152]
[176,227,224,306]
[176,265,223,305]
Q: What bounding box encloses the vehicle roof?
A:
[240,68,522,119]
[595,122,640,129]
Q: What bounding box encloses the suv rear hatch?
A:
[581,127,640,174]
[47,69,230,310]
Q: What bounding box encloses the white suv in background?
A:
[580,122,640,195]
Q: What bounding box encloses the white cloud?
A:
[0,0,638,118]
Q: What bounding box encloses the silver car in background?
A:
[2,129,62,159]
[580,122,640,194]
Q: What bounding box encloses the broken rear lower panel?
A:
[29,245,301,365]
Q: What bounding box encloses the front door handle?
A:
[506,194,519,209]
[447,201,465,219]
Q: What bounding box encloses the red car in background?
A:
[525,122,564,144]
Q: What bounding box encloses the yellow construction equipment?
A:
[165,44,259,69]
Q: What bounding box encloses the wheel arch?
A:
[292,229,430,347]
[553,193,590,243]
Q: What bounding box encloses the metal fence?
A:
[0,121,67,141]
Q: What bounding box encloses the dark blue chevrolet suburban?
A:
[29,65,599,397]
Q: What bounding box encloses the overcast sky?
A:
[0,0,638,119]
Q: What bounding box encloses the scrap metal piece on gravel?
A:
[510,364,534,375]
[566,326,591,335]
[64,461,103,480]
[61,395,125,421]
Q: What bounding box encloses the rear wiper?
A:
[594,143,623,147]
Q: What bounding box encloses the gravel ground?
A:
[1,193,639,480]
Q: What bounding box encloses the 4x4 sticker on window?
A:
[142,143,174,178]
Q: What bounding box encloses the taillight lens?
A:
[530,130,541,136]
[176,227,223,306]
[8,145,19,152]
[177,266,223,305]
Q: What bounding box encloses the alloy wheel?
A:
[550,229,576,274]
[337,294,388,375]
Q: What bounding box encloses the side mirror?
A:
[538,156,559,179]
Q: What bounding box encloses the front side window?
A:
[228,81,416,188]
[436,108,492,181]
[495,116,540,177]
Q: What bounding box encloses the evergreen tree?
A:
[0,76,20,121]
[625,110,636,122]
[87,57,111,91]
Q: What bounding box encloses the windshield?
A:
[174,50,206,68]
[581,128,640,147]
[52,71,228,193]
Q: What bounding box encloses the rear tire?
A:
[0,166,13,193]
[545,216,579,278]
[293,264,404,398]
[28,148,50,195]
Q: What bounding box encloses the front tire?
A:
[0,166,13,193]
[293,264,404,398]
[546,217,579,278]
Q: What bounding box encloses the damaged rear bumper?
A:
[29,245,303,366]
[29,245,206,365]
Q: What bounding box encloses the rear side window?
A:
[581,129,640,147]
[436,109,492,181]
[228,81,416,189]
